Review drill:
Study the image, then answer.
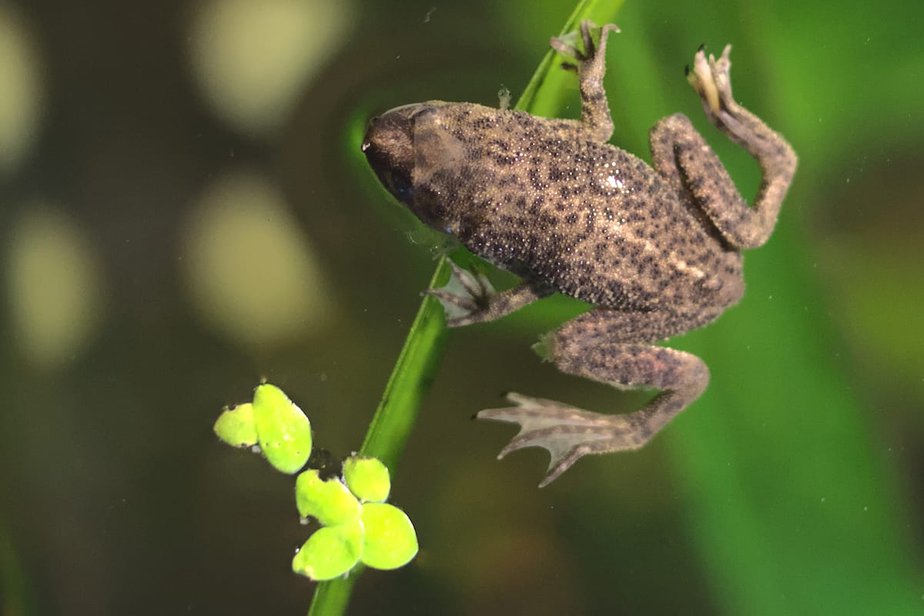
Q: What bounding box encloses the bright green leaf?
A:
[251,383,312,474]
[292,521,364,582]
[295,470,361,526]
[343,456,391,503]
[213,402,258,448]
[360,503,418,571]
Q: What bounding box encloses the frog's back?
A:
[445,105,742,312]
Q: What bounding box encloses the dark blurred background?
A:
[1,0,922,614]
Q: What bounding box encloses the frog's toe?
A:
[710,45,734,100]
[447,260,493,298]
[550,21,620,66]
[715,44,733,74]
[477,393,630,487]
[425,287,475,316]
[688,44,736,116]
[550,31,586,62]
[688,46,720,114]
[425,260,495,327]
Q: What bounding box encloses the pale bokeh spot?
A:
[182,171,333,348]
[7,206,105,370]
[188,0,353,137]
[0,4,43,174]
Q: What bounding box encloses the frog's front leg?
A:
[551,20,620,143]
[650,45,797,249]
[477,308,715,486]
[426,260,552,327]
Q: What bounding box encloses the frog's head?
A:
[363,104,421,206]
[363,102,467,233]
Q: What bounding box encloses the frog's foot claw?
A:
[687,44,736,118]
[551,20,620,67]
[425,260,496,328]
[477,393,640,487]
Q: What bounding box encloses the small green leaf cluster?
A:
[213,383,418,582]
[292,457,417,580]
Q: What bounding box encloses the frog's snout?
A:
[362,104,427,154]
[363,109,411,161]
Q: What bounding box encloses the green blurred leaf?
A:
[0,527,33,616]
[606,3,923,613]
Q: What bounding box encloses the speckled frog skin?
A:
[362,22,796,486]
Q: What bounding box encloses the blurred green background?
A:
[1,0,922,614]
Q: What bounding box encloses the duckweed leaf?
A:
[293,522,363,582]
[213,402,258,448]
[359,503,418,571]
[343,456,391,503]
[295,470,361,526]
[251,383,312,474]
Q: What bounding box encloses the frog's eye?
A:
[386,170,414,203]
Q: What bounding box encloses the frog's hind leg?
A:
[649,45,796,249]
[477,308,715,486]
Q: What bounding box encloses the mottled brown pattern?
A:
[362,22,797,486]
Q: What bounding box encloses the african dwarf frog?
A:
[362,22,797,486]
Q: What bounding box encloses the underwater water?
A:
[1,0,922,614]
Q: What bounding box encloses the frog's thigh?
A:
[649,113,744,213]
[650,111,795,249]
[550,308,709,397]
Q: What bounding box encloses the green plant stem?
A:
[307,1,621,614]
[358,259,453,468]
[306,574,357,616]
